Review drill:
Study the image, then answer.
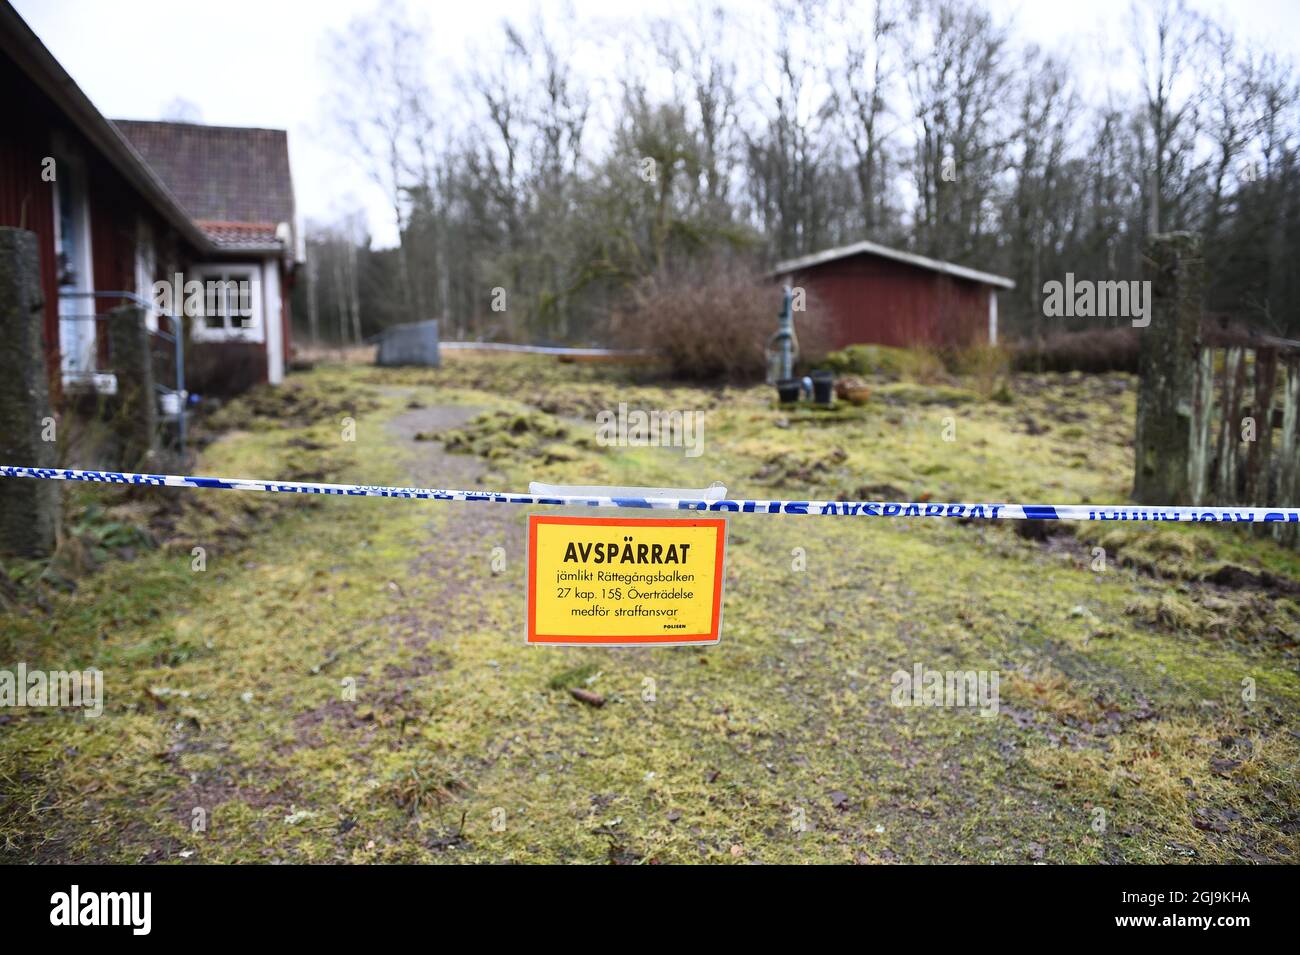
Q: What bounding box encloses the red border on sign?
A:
[527,515,726,645]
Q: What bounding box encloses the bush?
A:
[823,341,1011,397]
[1010,328,1139,373]
[945,343,1011,397]
[823,343,946,382]
[187,342,268,398]
[611,260,830,382]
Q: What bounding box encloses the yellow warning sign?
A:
[526,515,726,646]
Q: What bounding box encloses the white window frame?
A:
[189,263,264,344]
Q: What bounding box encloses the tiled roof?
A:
[112,119,295,233]
[195,220,282,250]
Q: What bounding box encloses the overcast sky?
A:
[13,0,1300,248]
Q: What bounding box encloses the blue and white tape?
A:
[3,465,1299,524]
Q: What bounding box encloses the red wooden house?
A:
[771,239,1014,350]
[0,0,300,398]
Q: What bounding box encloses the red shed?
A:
[771,239,1014,350]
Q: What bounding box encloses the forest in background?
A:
[295,0,1300,350]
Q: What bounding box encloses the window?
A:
[190,264,263,343]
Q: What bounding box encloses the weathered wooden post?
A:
[1279,359,1300,548]
[1134,231,1203,505]
[107,303,157,469]
[0,227,60,556]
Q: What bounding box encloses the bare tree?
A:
[1130,0,1208,235]
[311,0,1300,344]
[326,7,436,324]
[1005,45,1078,337]
[904,0,1012,261]
[833,0,899,234]
[305,233,320,346]
[743,0,844,259]
[652,5,741,217]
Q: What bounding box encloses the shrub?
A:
[822,343,946,383]
[1010,328,1139,373]
[818,341,1012,397]
[611,260,830,382]
[945,343,1011,398]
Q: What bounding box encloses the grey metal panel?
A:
[376,319,440,367]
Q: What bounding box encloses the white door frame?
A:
[262,258,283,384]
[135,217,158,332]
[52,150,96,378]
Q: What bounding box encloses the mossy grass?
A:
[1,353,1295,863]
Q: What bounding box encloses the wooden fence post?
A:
[0,227,60,556]
[1189,346,1214,505]
[1279,361,1300,547]
[1134,231,1204,505]
[1244,348,1277,506]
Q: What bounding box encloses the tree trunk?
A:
[1134,231,1204,505]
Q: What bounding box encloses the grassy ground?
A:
[1,353,1297,863]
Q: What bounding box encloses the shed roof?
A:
[771,239,1015,290]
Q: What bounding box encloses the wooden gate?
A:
[1190,325,1300,547]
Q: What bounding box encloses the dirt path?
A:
[385,400,484,482]
[384,397,529,653]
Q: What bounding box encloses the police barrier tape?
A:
[4,465,1300,525]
